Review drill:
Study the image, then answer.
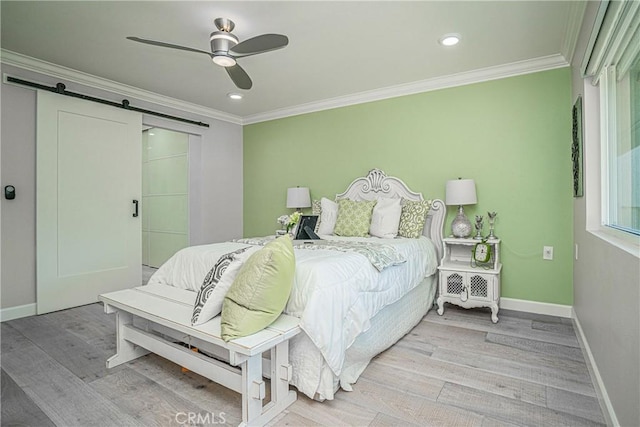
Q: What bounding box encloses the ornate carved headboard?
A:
[335,169,445,260]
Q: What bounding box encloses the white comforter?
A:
[147,236,438,392]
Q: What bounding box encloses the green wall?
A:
[244,68,573,305]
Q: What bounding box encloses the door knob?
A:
[4,185,15,200]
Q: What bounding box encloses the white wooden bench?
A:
[99,283,301,427]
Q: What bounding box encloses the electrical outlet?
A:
[575,244,579,260]
[543,246,554,260]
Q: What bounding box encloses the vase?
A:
[451,206,472,238]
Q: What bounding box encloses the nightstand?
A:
[436,237,502,323]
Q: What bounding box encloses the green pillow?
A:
[221,235,295,341]
[333,199,377,237]
[398,199,432,238]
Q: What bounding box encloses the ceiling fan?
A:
[127,18,288,90]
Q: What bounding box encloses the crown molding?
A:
[0,49,243,125]
[1,49,570,127]
[243,54,569,125]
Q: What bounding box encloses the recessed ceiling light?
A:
[228,93,243,100]
[439,34,461,46]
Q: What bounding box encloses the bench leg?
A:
[241,354,265,426]
[272,341,294,406]
[239,341,297,427]
[106,311,150,368]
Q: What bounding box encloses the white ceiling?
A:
[1,1,582,123]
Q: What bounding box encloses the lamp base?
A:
[451,206,472,238]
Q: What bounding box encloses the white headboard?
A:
[335,168,445,260]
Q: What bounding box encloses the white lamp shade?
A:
[445,179,477,206]
[286,187,311,209]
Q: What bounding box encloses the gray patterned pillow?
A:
[312,199,322,232]
[191,247,251,326]
[333,199,377,237]
[398,199,432,238]
[312,199,322,215]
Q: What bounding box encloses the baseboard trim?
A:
[500,297,573,318]
[572,309,619,426]
[0,303,36,322]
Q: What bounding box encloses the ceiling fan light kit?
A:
[212,55,237,67]
[127,17,288,90]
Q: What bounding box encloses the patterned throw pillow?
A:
[312,199,322,232]
[312,199,322,215]
[191,247,252,326]
[333,199,377,237]
[398,199,432,238]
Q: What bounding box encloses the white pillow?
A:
[191,247,256,326]
[317,197,338,235]
[369,197,402,238]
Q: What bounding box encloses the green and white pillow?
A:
[333,199,377,237]
[398,199,432,238]
[221,235,295,341]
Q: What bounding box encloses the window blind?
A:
[582,0,640,83]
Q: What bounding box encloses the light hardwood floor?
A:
[2,278,605,426]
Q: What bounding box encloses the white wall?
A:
[0,63,243,310]
[571,3,640,426]
[1,81,37,309]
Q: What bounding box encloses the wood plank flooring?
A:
[1,284,605,426]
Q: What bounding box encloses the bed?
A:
[147,169,445,400]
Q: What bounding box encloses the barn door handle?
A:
[132,200,139,217]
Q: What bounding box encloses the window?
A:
[602,57,640,235]
[584,1,640,237]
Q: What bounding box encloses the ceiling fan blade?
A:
[127,36,212,57]
[225,64,252,90]
[230,34,288,57]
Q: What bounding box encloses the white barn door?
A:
[37,91,142,314]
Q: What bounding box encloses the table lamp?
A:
[445,178,477,238]
[286,187,311,212]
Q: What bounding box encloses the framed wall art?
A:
[572,95,584,197]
